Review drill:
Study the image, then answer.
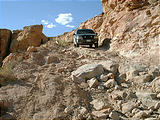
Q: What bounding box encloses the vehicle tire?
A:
[76,43,79,47]
[89,44,93,48]
[74,39,79,47]
[95,43,98,48]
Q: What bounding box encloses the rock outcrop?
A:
[55,0,160,65]
[0,29,12,63]
[10,25,47,52]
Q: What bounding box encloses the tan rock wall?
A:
[0,29,12,57]
[10,25,47,52]
[55,0,160,64]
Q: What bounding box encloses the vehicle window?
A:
[77,30,95,34]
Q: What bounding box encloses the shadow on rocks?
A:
[97,38,111,51]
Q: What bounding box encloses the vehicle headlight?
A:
[77,36,83,40]
[94,35,98,40]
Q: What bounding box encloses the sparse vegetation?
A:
[148,0,158,5]
[0,65,16,86]
[57,39,68,47]
[48,37,56,41]
[48,37,69,46]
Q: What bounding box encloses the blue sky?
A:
[0,0,103,37]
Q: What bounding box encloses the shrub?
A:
[57,40,68,47]
[148,0,158,5]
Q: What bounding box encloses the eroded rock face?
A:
[55,0,160,65]
[0,29,12,58]
[10,25,47,52]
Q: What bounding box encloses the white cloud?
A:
[46,23,56,28]
[41,20,49,25]
[41,19,56,29]
[66,25,75,28]
[55,13,73,25]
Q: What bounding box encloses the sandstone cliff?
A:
[0,25,47,65]
[0,29,12,64]
[56,0,160,65]
[10,25,47,52]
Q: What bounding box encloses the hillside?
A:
[0,0,160,120]
[55,0,160,65]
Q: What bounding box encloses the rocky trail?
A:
[0,39,160,120]
[0,0,160,119]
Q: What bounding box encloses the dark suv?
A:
[73,29,98,48]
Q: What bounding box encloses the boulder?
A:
[157,93,160,99]
[136,91,157,100]
[10,25,47,52]
[79,107,87,115]
[103,79,116,88]
[100,73,114,82]
[109,111,120,120]
[133,111,148,119]
[46,55,60,64]
[92,111,108,119]
[136,91,158,108]
[2,53,25,67]
[149,68,160,78]
[0,29,12,57]
[87,78,99,88]
[99,61,119,74]
[71,63,104,81]
[90,99,111,111]
[154,102,160,110]
[133,74,152,83]
[126,69,139,80]
[100,74,109,82]
[111,90,127,100]
[122,101,138,113]
[64,106,73,114]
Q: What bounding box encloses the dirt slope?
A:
[0,39,160,120]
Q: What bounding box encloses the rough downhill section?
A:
[0,39,159,120]
[0,0,160,120]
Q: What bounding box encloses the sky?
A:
[0,0,103,37]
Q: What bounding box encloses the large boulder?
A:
[136,91,159,108]
[71,63,104,82]
[10,25,47,52]
[0,29,12,58]
[99,60,119,74]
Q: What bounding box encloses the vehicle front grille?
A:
[82,35,94,39]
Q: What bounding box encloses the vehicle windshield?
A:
[77,29,95,34]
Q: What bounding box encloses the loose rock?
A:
[87,78,99,88]
[71,63,104,81]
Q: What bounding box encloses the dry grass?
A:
[0,65,16,86]
[148,0,158,5]
[57,40,68,47]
